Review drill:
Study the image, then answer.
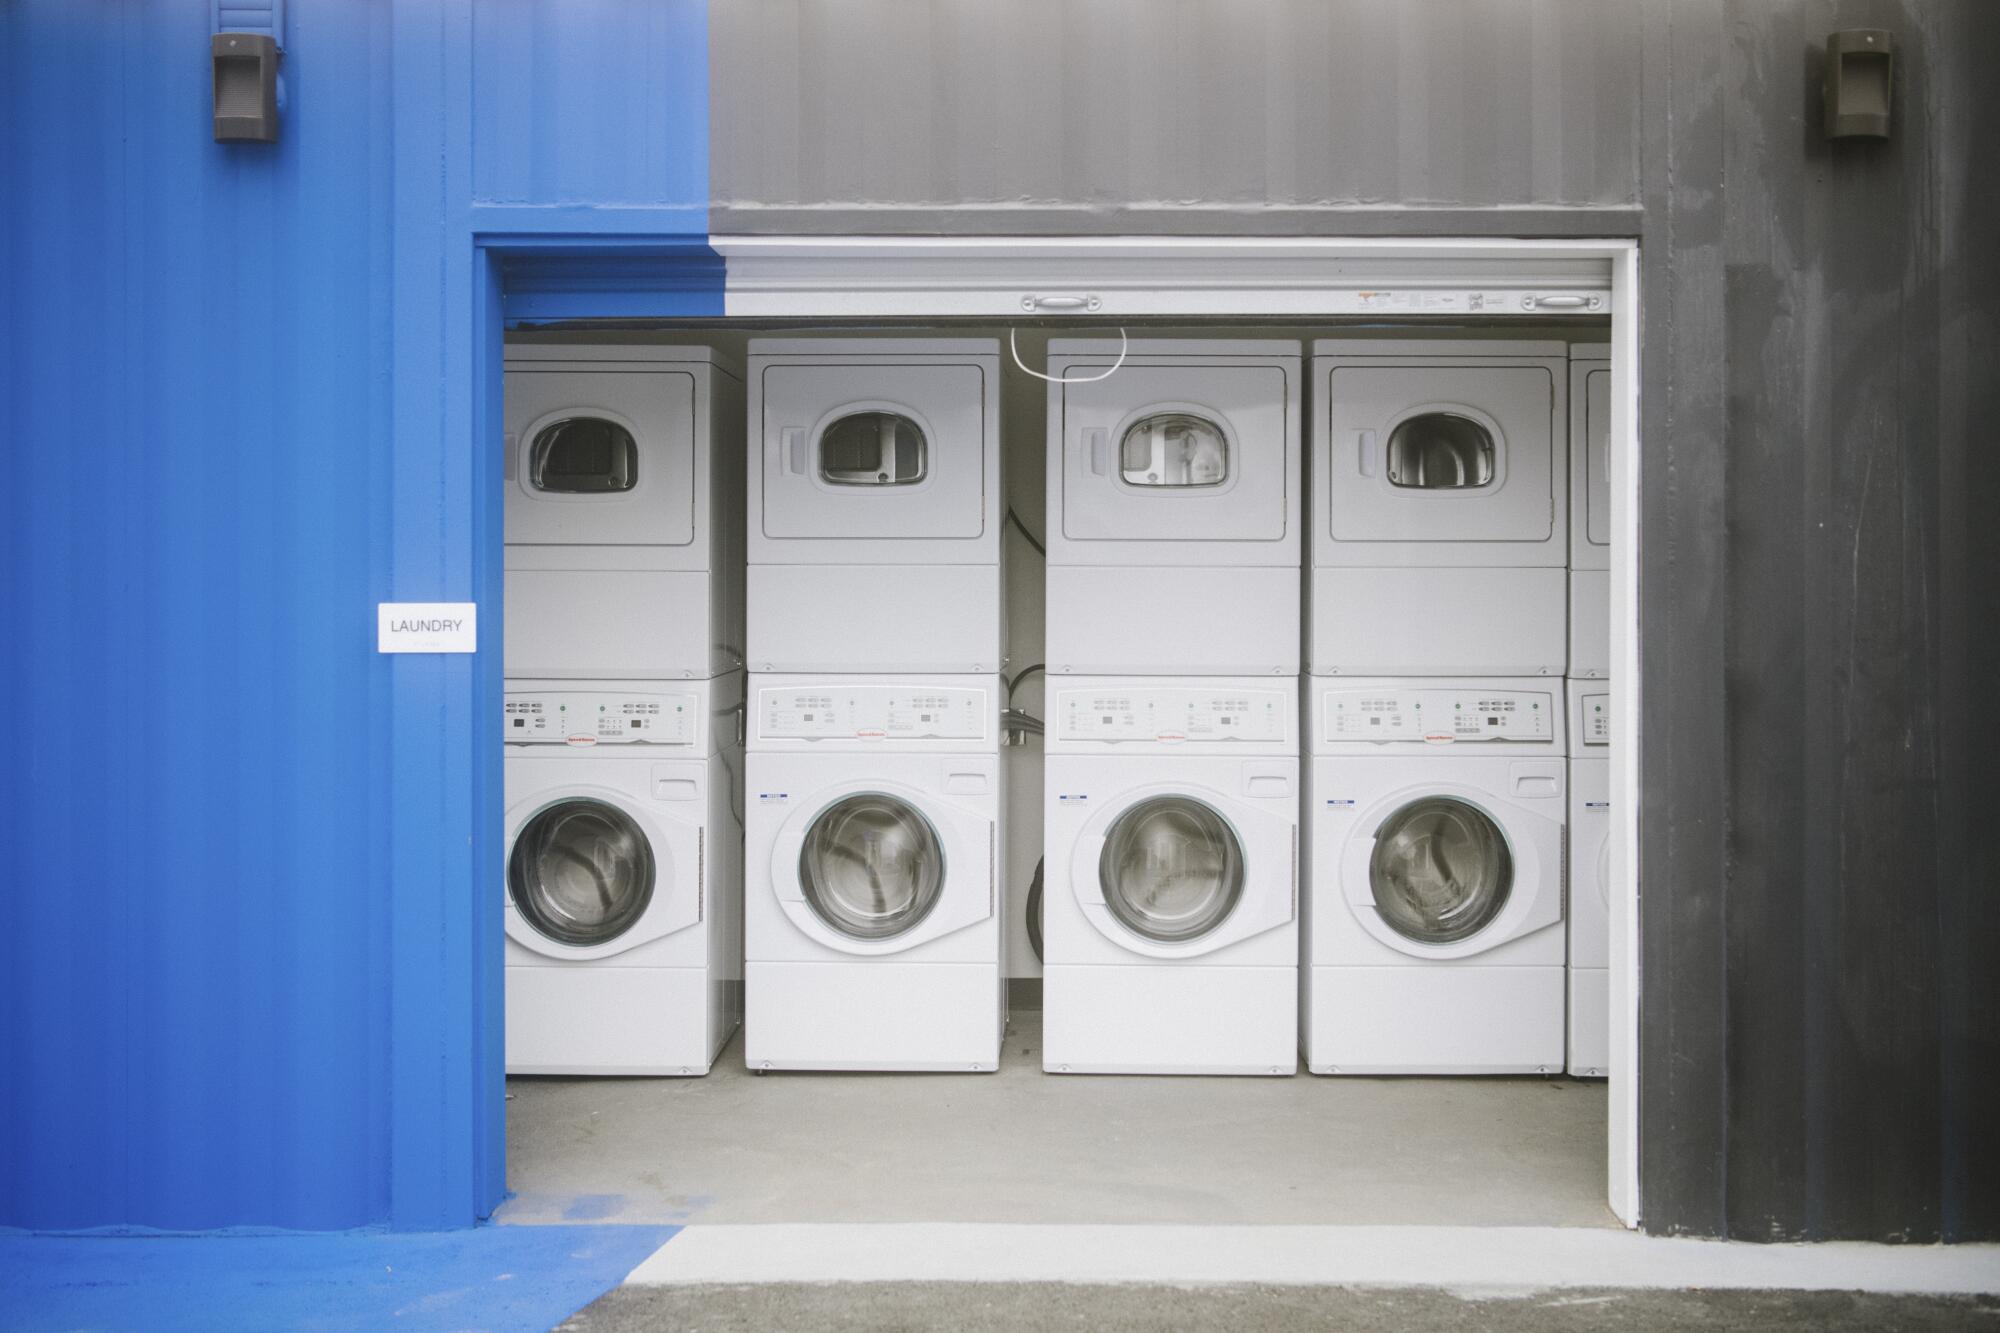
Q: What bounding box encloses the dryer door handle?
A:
[1354,430,1376,478]
[1290,825,1300,922]
[503,433,518,483]
[782,427,808,475]
[1084,427,1108,476]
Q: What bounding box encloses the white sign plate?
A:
[378,602,478,654]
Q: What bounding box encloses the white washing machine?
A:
[744,674,1005,1070]
[1569,343,1612,679]
[1309,340,1569,678]
[505,343,744,680]
[1303,677,1567,1074]
[746,339,1004,675]
[1567,680,1613,1077]
[1043,339,1302,676]
[1042,678,1299,1075]
[503,673,744,1076]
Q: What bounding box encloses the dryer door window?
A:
[1118,412,1229,487]
[1385,413,1495,489]
[799,793,946,940]
[529,417,638,493]
[509,799,656,947]
[819,411,928,486]
[1098,796,1245,943]
[1368,798,1512,944]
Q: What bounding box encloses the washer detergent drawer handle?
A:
[503,433,518,483]
[1354,429,1376,477]
[782,427,808,476]
[1084,427,1109,476]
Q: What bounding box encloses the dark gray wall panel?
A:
[710,0,1642,232]
[1643,0,1995,1242]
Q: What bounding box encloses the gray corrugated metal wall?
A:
[710,0,1996,1242]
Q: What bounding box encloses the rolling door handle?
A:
[782,427,807,475]
[1354,430,1375,477]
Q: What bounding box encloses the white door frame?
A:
[708,233,1643,1227]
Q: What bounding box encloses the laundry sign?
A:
[377,602,477,654]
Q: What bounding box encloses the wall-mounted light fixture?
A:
[1823,29,1894,140]
[212,1,285,143]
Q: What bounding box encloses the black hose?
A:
[1006,663,1045,701]
[1005,506,1046,557]
[1025,857,1045,965]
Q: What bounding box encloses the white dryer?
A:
[1309,340,1569,677]
[504,343,744,680]
[503,673,743,1076]
[1043,678,1299,1075]
[1303,677,1566,1074]
[1567,680,1613,1077]
[1043,340,1302,676]
[1569,343,1612,679]
[746,339,1004,675]
[744,675,1004,1070]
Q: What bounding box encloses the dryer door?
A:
[1058,364,1292,545]
[1340,785,1562,960]
[504,368,698,548]
[505,790,702,960]
[758,363,988,541]
[1325,365,1555,545]
[1580,363,1612,553]
[1074,786,1295,959]
[772,784,994,955]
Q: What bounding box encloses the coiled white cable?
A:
[1009,326,1128,384]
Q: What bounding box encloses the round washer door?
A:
[1367,797,1512,945]
[509,797,656,947]
[1097,794,1246,944]
[797,792,946,941]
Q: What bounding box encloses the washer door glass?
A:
[799,794,946,940]
[1098,796,1245,943]
[510,799,656,946]
[1368,798,1512,944]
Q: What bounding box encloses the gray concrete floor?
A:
[502,1009,1613,1228]
[561,1283,2000,1331]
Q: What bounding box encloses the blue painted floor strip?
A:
[0,1225,679,1333]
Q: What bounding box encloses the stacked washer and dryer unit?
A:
[1302,341,1575,1076]
[1041,341,1304,1075]
[1566,345,1614,1078]
[742,341,1009,1071]
[501,345,747,1076]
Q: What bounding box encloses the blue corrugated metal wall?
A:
[0,0,714,1231]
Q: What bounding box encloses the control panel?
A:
[758,684,987,741]
[1057,687,1288,743]
[1577,692,1612,747]
[504,692,698,746]
[1323,688,1555,744]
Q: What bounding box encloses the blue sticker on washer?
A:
[1326,798,1356,808]
[1056,794,1089,802]
[757,792,789,803]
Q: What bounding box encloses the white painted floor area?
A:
[501,1009,1611,1228]
[622,1223,2000,1295]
